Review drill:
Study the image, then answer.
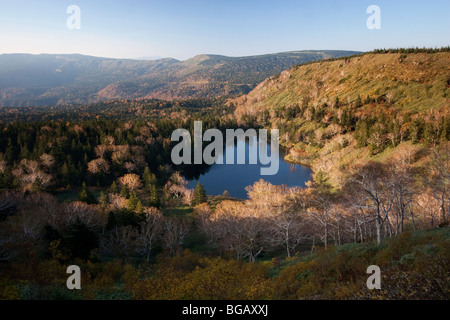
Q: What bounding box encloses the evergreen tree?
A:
[192,182,207,206]
[355,120,370,148]
[314,171,334,194]
[78,182,96,204]
[109,181,119,194]
[120,183,130,198]
[4,141,16,163]
[143,166,157,188]
[135,200,144,214]
[410,118,424,144]
[149,184,161,208]
[128,192,139,211]
[20,145,30,159]
[98,191,108,209]
[60,162,71,187]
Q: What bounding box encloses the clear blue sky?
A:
[0,0,448,60]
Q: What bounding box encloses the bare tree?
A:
[194,203,213,236]
[416,189,441,228]
[209,200,266,262]
[303,174,338,250]
[130,146,146,168]
[182,188,194,206]
[348,162,396,244]
[5,209,44,243]
[390,145,419,233]
[136,208,163,262]
[266,200,307,257]
[21,192,61,228]
[71,124,84,134]
[340,190,374,243]
[108,193,128,210]
[101,225,138,262]
[62,201,104,230]
[94,144,109,159]
[162,216,191,256]
[39,153,55,168]
[163,172,189,204]
[124,161,137,173]
[103,135,115,146]
[111,145,131,164]
[118,173,143,191]
[12,159,53,190]
[427,142,450,224]
[246,180,307,257]
[87,158,110,174]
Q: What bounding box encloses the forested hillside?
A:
[0,50,358,106]
[233,49,450,186]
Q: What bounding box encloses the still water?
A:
[186,136,312,199]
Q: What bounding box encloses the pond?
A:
[186,135,312,199]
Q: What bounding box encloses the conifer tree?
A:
[120,183,130,198]
[98,191,108,209]
[135,200,144,213]
[109,181,119,194]
[143,166,157,188]
[128,192,139,211]
[149,184,161,208]
[60,162,70,187]
[192,182,207,206]
[78,182,96,204]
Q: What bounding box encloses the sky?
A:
[0,0,449,60]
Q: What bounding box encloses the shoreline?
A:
[279,143,314,169]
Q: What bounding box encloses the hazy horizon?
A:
[0,49,364,61]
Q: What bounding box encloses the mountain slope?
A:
[232,50,450,185]
[0,50,359,106]
[233,51,449,116]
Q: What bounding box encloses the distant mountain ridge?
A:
[0,50,360,106]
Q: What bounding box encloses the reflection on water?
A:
[186,136,312,199]
[288,163,298,172]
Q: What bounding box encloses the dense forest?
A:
[0,50,449,300]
